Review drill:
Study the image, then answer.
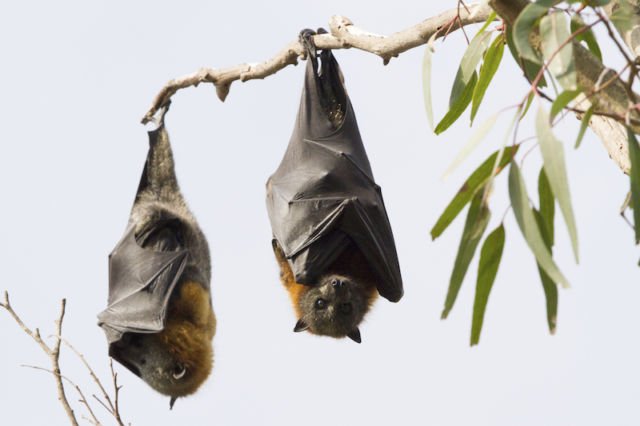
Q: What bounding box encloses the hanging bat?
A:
[98,116,215,408]
[266,29,403,343]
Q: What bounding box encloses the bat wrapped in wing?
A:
[98,118,216,408]
[266,29,403,343]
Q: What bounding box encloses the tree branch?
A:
[141,3,493,124]
[0,292,79,426]
[490,0,637,174]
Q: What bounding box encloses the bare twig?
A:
[22,364,102,426]
[0,292,79,426]
[141,3,494,123]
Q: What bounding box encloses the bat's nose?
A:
[331,278,343,288]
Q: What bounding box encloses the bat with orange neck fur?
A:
[98,116,215,408]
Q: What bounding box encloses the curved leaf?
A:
[508,161,570,288]
[627,128,640,244]
[431,145,519,239]
[571,15,602,62]
[450,31,492,107]
[575,105,593,149]
[471,34,505,123]
[422,47,434,130]
[550,89,580,122]
[540,12,577,90]
[435,72,477,135]
[536,106,579,262]
[534,209,558,334]
[442,191,491,320]
[443,113,500,178]
[513,2,551,64]
[470,224,505,346]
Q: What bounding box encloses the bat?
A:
[98,115,215,408]
[266,29,403,343]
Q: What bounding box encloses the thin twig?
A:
[21,364,100,426]
[0,292,79,426]
[60,338,117,415]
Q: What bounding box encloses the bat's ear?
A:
[169,396,178,410]
[347,328,361,344]
[294,319,309,332]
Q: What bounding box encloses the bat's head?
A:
[294,274,368,343]
[111,317,214,408]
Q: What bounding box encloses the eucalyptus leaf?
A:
[471,34,505,124]
[575,105,593,149]
[550,89,581,122]
[435,72,478,135]
[570,15,602,62]
[442,191,491,319]
[450,31,492,107]
[431,145,519,239]
[538,168,555,248]
[534,208,558,334]
[540,12,577,90]
[443,113,500,179]
[513,2,551,64]
[470,224,505,346]
[536,106,579,262]
[627,128,640,244]
[506,25,547,87]
[508,161,570,288]
[422,47,434,130]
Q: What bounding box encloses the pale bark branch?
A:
[490,0,639,174]
[141,3,493,124]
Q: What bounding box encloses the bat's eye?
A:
[172,363,187,380]
[339,303,352,314]
[314,298,327,310]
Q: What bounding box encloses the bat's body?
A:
[98,123,215,407]
[266,30,403,343]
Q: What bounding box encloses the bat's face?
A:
[295,274,367,343]
[111,323,213,407]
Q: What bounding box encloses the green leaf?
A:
[506,25,547,88]
[536,106,579,262]
[431,145,519,240]
[508,161,570,288]
[540,12,577,91]
[443,113,500,179]
[471,34,505,124]
[435,72,477,135]
[575,105,593,149]
[550,89,580,122]
[536,169,557,334]
[627,128,640,244]
[513,2,551,64]
[450,31,492,107]
[422,46,434,130]
[538,168,555,248]
[609,0,639,34]
[520,91,536,121]
[442,191,491,319]
[570,15,602,62]
[533,209,558,334]
[470,224,505,346]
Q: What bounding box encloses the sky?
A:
[1,1,640,425]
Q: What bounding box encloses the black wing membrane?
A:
[98,124,197,344]
[266,41,403,302]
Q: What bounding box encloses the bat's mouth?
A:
[109,344,142,377]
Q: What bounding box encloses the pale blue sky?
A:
[1,1,639,425]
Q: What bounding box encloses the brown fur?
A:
[148,281,216,397]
